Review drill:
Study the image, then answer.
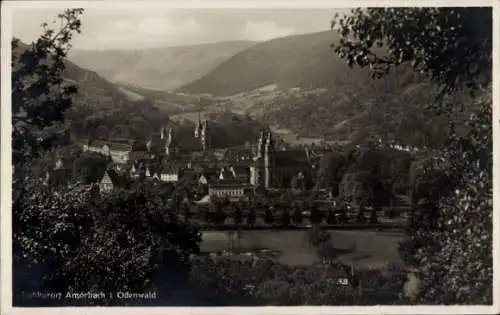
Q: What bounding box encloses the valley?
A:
[12,6,492,307]
[68,40,256,91]
[65,30,471,150]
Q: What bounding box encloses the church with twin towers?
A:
[82,112,313,190]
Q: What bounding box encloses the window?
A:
[337,278,349,286]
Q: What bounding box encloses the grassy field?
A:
[201,229,404,270]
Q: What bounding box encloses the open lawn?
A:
[201,229,404,270]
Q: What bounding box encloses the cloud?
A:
[87,16,203,49]
[137,17,201,35]
[108,20,135,32]
[13,8,338,50]
[240,21,298,41]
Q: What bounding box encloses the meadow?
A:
[201,229,404,270]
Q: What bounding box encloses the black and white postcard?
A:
[1,1,498,314]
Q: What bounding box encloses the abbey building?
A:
[81,118,313,193]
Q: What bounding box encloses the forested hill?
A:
[178,31,365,96]
[68,40,256,91]
[13,39,173,141]
[176,31,473,149]
[13,39,264,147]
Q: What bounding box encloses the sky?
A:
[12,8,349,50]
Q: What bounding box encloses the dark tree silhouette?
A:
[12,9,84,171]
[332,8,492,95]
[247,208,256,227]
[333,7,492,304]
[292,205,303,225]
[264,207,274,225]
[280,209,291,228]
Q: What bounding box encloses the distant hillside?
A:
[68,41,256,91]
[13,40,264,148]
[176,31,472,149]
[179,31,363,96]
[115,83,215,113]
[13,41,143,110]
[13,40,174,141]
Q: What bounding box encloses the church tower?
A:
[251,129,275,189]
[164,127,173,156]
[160,126,166,141]
[200,119,208,152]
[263,130,275,188]
[194,112,202,138]
[257,130,265,158]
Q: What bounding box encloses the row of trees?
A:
[196,204,353,227]
[316,146,413,207]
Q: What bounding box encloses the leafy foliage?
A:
[332,8,492,95]
[317,146,413,209]
[333,7,492,304]
[339,170,375,208]
[13,179,201,305]
[190,258,358,305]
[11,11,202,306]
[12,9,84,168]
[405,90,492,304]
[247,8,491,145]
[72,151,110,184]
[190,257,408,305]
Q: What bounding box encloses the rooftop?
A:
[209,179,250,188]
[100,168,123,186]
[108,142,133,152]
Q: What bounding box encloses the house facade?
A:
[98,169,122,194]
[83,140,132,164]
[160,168,180,182]
[208,179,249,201]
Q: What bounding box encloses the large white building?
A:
[82,140,132,164]
[208,179,249,201]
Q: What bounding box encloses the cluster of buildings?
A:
[74,116,319,200]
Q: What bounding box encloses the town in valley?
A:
[8,5,493,309]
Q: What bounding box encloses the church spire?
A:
[165,127,173,156]
[160,126,166,140]
[200,119,207,152]
[194,112,202,138]
[167,127,173,145]
[265,129,274,149]
[257,130,265,158]
[54,158,63,170]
